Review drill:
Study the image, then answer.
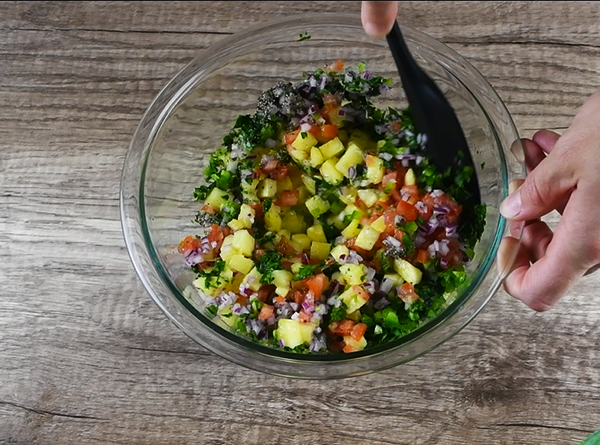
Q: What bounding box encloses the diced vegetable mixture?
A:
[179,60,486,354]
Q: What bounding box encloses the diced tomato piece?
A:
[330,319,355,336]
[207,224,224,244]
[276,238,295,256]
[327,59,344,72]
[342,343,360,353]
[309,124,338,143]
[350,323,367,341]
[261,159,289,181]
[258,303,275,320]
[304,273,328,299]
[178,235,202,254]
[416,249,429,264]
[274,189,299,207]
[396,200,419,222]
[285,129,300,146]
[382,172,398,190]
[257,285,276,303]
[249,202,264,221]
[400,185,419,205]
[298,311,313,323]
[201,204,215,214]
[274,296,286,304]
[291,289,305,304]
[322,94,340,106]
[236,295,249,306]
[419,194,435,220]
[398,282,420,305]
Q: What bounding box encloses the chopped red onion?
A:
[379,152,393,161]
[374,297,391,310]
[301,253,310,265]
[184,250,204,266]
[300,122,312,132]
[380,276,395,294]
[365,266,377,282]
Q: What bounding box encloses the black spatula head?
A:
[386,22,481,205]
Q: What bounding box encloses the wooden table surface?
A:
[2,1,600,444]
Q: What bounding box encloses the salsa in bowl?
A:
[120,13,524,378]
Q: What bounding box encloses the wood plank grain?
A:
[2,2,600,444]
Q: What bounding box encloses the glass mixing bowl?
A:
[120,13,525,379]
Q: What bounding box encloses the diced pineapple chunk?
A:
[357,189,378,208]
[335,142,364,177]
[371,215,386,233]
[305,195,330,218]
[228,254,255,275]
[277,229,291,241]
[217,306,238,327]
[227,219,246,231]
[242,267,263,292]
[331,271,346,286]
[320,158,344,185]
[232,230,255,257]
[393,258,423,285]
[349,129,370,149]
[238,203,256,228]
[290,261,303,275]
[291,233,311,252]
[277,319,317,349]
[281,210,306,234]
[340,264,366,285]
[404,168,416,186]
[330,245,350,263]
[339,186,358,205]
[318,137,345,160]
[291,131,318,152]
[383,273,405,288]
[219,238,237,262]
[307,224,327,243]
[272,270,293,289]
[343,335,367,351]
[257,178,278,198]
[275,287,290,298]
[365,154,385,184]
[310,241,331,261]
[341,219,362,239]
[354,226,380,250]
[289,146,309,163]
[310,147,324,167]
[204,188,231,212]
[343,204,363,220]
[194,265,231,297]
[277,176,294,193]
[265,204,282,232]
[337,129,350,144]
[328,214,347,231]
[338,285,369,314]
[302,175,316,195]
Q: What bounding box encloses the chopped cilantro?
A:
[256,251,282,284]
[263,198,272,213]
[297,32,311,42]
[206,304,218,317]
[195,260,226,289]
[329,303,347,322]
[295,262,324,281]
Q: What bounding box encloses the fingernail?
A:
[500,188,522,219]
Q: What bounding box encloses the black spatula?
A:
[386,21,481,205]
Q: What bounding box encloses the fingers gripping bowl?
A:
[120,14,525,379]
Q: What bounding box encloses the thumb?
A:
[361,1,398,38]
[499,144,576,221]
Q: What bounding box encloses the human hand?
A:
[498,92,600,311]
[361,1,398,38]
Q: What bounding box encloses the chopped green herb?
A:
[256,251,282,284]
[297,32,311,42]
